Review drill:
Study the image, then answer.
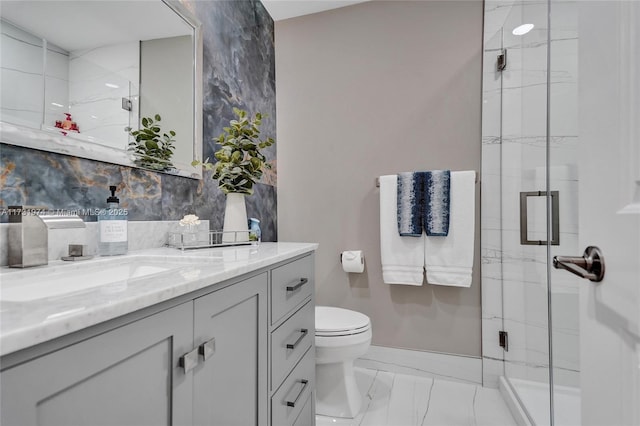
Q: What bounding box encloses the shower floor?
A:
[507,378,581,426]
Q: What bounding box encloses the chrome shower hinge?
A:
[499,330,509,351]
[497,49,507,72]
[122,97,132,111]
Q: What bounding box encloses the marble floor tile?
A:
[385,372,433,426]
[422,379,477,426]
[359,370,396,425]
[317,367,516,426]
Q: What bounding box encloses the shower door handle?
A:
[553,246,605,282]
[520,191,560,245]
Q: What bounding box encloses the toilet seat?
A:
[316,306,371,337]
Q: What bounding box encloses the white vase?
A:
[222,192,249,243]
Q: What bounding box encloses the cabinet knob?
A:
[286,278,308,292]
[179,348,199,373]
[199,338,216,361]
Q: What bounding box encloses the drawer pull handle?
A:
[199,338,215,361]
[285,379,309,408]
[179,348,199,373]
[286,329,309,350]
[286,278,308,292]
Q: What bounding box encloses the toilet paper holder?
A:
[339,251,364,264]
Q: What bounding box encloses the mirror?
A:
[0,0,203,179]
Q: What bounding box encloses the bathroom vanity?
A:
[0,242,317,426]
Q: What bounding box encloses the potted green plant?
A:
[127,114,176,172]
[193,107,275,241]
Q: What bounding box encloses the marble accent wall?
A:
[0,0,277,242]
[481,0,579,389]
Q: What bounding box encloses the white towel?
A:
[425,170,475,287]
[380,175,424,285]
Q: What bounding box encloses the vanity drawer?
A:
[271,350,314,426]
[292,393,313,426]
[271,255,313,325]
[271,301,314,391]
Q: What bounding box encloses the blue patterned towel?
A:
[397,172,424,236]
[424,170,451,236]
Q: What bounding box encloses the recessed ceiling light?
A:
[51,102,64,107]
[105,83,119,89]
[513,23,534,36]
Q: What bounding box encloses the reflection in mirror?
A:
[0,0,202,179]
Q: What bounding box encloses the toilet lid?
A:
[315,306,371,336]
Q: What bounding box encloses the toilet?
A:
[315,306,372,418]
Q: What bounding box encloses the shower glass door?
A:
[547,1,581,424]
[484,1,639,424]
[483,1,556,424]
[499,1,553,424]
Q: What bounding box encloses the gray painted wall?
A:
[276,1,484,356]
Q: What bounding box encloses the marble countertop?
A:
[0,242,318,357]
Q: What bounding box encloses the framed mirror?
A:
[0,0,203,179]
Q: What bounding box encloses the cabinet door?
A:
[0,302,194,426]
[193,273,268,426]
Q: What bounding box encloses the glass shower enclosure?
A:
[481,0,580,424]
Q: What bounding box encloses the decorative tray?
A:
[167,230,254,250]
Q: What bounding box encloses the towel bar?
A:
[375,171,478,188]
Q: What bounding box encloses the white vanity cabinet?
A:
[0,249,316,426]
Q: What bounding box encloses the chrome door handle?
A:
[520,191,560,245]
[553,246,605,282]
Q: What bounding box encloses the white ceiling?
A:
[1,0,370,51]
[0,1,192,52]
[260,0,371,21]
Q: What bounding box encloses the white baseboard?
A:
[354,345,482,385]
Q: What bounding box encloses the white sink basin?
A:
[0,256,203,303]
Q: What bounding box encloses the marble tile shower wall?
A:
[43,43,70,132]
[67,42,139,149]
[0,21,67,128]
[0,1,277,242]
[1,19,136,149]
[481,0,579,388]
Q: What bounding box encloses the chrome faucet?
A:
[8,206,86,268]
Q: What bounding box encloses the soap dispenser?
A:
[98,186,128,256]
[248,217,261,245]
